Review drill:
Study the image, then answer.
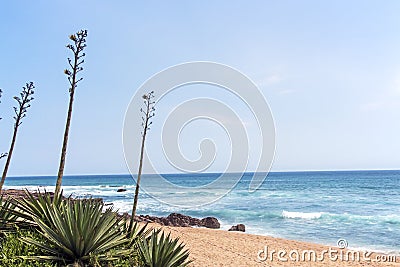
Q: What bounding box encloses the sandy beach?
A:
[148,223,400,267]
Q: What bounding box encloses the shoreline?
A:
[132,212,400,257]
[2,188,399,262]
[148,223,399,267]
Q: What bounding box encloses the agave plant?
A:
[13,191,131,266]
[0,196,18,230]
[137,230,192,267]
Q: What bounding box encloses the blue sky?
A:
[1,1,400,176]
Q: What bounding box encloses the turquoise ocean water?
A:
[4,170,400,254]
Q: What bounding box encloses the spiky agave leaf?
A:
[123,220,153,247]
[137,230,192,267]
[0,196,18,230]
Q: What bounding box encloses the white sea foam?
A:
[4,185,56,192]
[282,210,323,219]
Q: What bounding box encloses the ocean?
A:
[4,170,399,254]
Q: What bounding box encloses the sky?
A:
[1,1,400,176]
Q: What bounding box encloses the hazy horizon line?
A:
[7,168,400,178]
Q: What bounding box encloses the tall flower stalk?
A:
[130,91,155,230]
[0,82,35,192]
[55,30,87,196]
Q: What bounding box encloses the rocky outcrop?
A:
[134,213,220,229]
[228,224,245,232]
[200,216,220,229]
[164,213,201,227]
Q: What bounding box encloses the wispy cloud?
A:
[265,74,282,85]
[256,73,283,87]
[256,72,296,95]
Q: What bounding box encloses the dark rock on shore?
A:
[117,188,127,192]
[164,213,201,227]
[201,217,220,229]
[228,224,245,232]
[133,212,220,229]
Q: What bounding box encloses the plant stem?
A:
[130,94,152,231]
